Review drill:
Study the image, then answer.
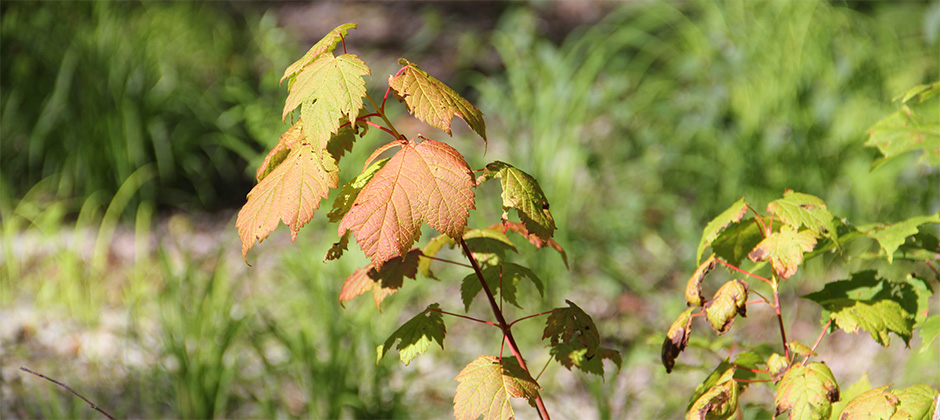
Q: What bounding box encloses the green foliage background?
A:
[2,0,937,419]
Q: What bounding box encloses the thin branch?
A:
[361,120,397,138]
[417,254,473,269]
[750,289,772,305]
[365,93,404,140]
[772,281,790,360]
[428,307,499,327]
[19,366,116,420]
[716,259,773,286]
[459,238,551,420]
[509,310,553,328]
[745,299,767,306]
[802,318,833,367]
[535,357,552,382]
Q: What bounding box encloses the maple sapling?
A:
[236,23,620,420]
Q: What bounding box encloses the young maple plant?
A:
[663,84,940,420]
[236,23,619,420]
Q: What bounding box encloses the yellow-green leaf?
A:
[453,355,539,420]
[662,308,695,373]
[686,255,717,307]
[697,198,749,264]
[748,225,817,279]
[775,362,840,420]
[377,303,446,366]
[478,161,556,241]
[858,213,940,263]
[767,190,838,245]
[704,279,749,335]
[280,23,356,84]
[687,366,740,420]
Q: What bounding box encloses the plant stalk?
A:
[459,238,551,420]
[772,280,791,360]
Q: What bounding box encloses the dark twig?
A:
[19,366,116,420]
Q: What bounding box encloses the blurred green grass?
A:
[2,0,938,418]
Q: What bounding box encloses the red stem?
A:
[509,310,553,328]
[772,283,791,360]
[745,299,766,306]
[382,66,408,111]
[747,204,770,237]
[418,254,473,269]
[716,259,773,286]
[732,365,769,374]
[340,34,347,54]
[459,238,551,420]
[428,308,500,327]
[802,318,833,366]
[362,120,397,138]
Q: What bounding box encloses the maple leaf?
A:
[418,233,456,280]
[711,217,766,266]
[280,23,356,84]
[774,362,840,420]
[256,120,302,182]
[453,355,539,420]
[328,157,389,223]
[543,300,600,358]
[767,353,790,383]
[499,221,569,268]
[463,228,518,267]
[338,138,476,268]
[338,249,420,309]
[687,366,740,420]
[236,143,338,261]
[549,344,621,376]
[803,271,917,347]
[377,303,446,366]
[748,225,818,279]
[697,198,748,264]
[837,386,898,420]
[283,53,369,150]
[685,255,717,307]
[478,161,556,241]
[767,190,838,245]
[389,58,487,142]
[323,230,350,262]
[460,263,543,311]
[704,279,749,335]
[858,213,940,263]
[662,308,694,373]
[889,384,939,420]
[864,82,940,168]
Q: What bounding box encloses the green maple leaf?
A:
[463,228,518,267]
[418,233,456,280]
[837,385,898,420]
[389,58,487,142]
[324,230,350,262]
[327,157,389,223]
[686,255,717,307]
[704,279,749,335]
[662,308,694,373]
[500,221,569,268]
[543,300,601,359]
[377,303,446,365]
[890,384,939,420]
[478,161,556,241]
[697,198,749,264]
[453,355,539,420]
[280,23,356,84]
[788,341,816,357]
[711,217,766,266]
[549,344,621,376]
[775,362,840,420]
[338,138,476,269]
[748,225,817,279]
[829,374,871,420]
[338,249,420,309]
[918,314,940,353]
[687,366,740,420]
[803,271,917,347]
[767,190,838,245]
[460,262,543,311]
[236,143,338,262]
[865,82,940,168]
[858,213,940,263]
[283,53,369,149]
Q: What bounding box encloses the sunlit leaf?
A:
[338,138,475,268]
[838,386,898,419]
[829,373,871,420]
[500,221,569,268]
[256,120,302,182]
[775,362,840,420]
[377,303,446,365]
[327,157,389,223]
[418,233,456,280]
[767,190,838,245]
[918,314,940,353]
[686,254,717,307]
[550,344,621,376]
[662,308,694,373]
[890,384,938,420]
[865,81,940,168]
[453,355,539,420]
[858,213,940,263]
[287,54,369,152]
[339,249,420,309]
[748,225,817,279]
[788,341,816,357]
[461,263,543,311]
[478,161,556,241]
[687,366,740,420]
[767,353,790,383]
[389,58,487,142]
[236,144,338,262]
[697,198,749,264]
[704,279,749,335]
[280,23,356,84]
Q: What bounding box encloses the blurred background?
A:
[1,1,937,418]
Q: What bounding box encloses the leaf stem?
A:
[458,237,551,420]
[747,204,770,237]
[418,254,473,269]
[716,259,773,286]
[19,366,115,420]
[361,120,398,139]
[509,310,553,328]
[428,307,499,327]
[745,298,767,306]
[366,92,404,140]
[535,356,552,382]
[802,318,832,366]
[382,66,408,111]
[771,280,791,360]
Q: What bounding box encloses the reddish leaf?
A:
[339,249,421,309]
[256,120,302,182]
[389,58,487,142]
[236,144,338,262]
[338,138,475,268]
[499,221,569,268]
